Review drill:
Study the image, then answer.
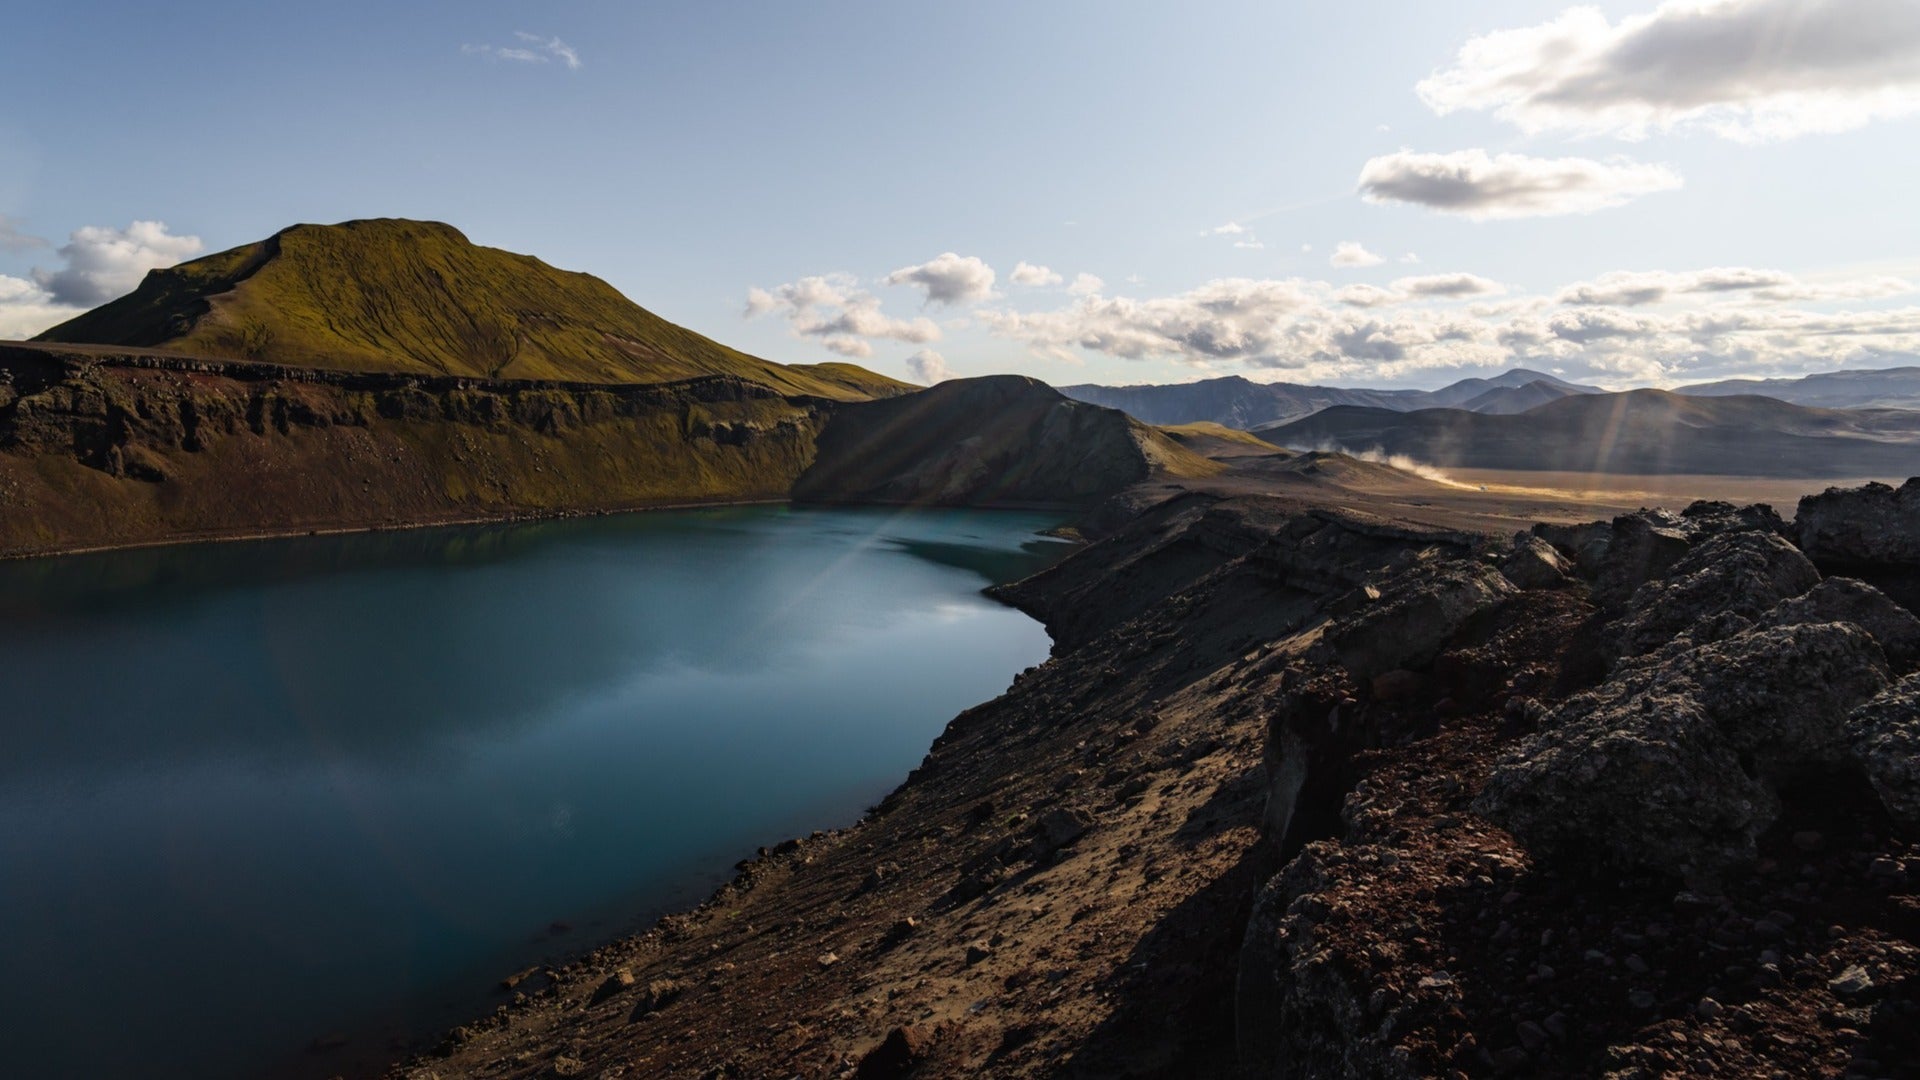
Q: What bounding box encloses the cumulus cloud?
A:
[1068,273,1105,296]
[27,220,203,308]
[1234,238,1266,250]
[905,349,953,384]
[1336,284,1403,309]
[1208,222,1246,235]
[744,272,940,356]
[463,32,582,69]
[977,263,1920,384]
[1009,261,1062,287]
[1359,149,1684,220]
[1393,273,1507,299]
[1330,241,1385,268]
[1417,0,1920,142]
[0,275,79,339]
[884,253,996,306]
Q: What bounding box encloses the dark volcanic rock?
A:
[1797,479,1920,566]
[1591,509,1694,609]
[1533,519,1613,577]
[1761,577,1920,675]
[1847,673,1920,831]
[1237,844,1421,1080]
[1325,557,1516,680]
[1607,530,1821,662]
[1501,533,1571,589]
[1477,622,1890,882]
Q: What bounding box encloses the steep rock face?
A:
[0,346,830,556]
[792,375,1217,508]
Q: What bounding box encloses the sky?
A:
[4,0,1920,389]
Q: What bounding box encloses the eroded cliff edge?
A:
[0,350,1163,558]
[0,344,833,557]
[383,481,1920,1080]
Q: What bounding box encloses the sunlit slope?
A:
[794,375,1220,506]
[34,218,908,400]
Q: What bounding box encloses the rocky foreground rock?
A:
[390,480,1920,1080]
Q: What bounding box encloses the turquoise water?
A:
[0,507,1067,1079]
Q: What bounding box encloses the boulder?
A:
[1031,807,1093,857]
[589,969,635,1005]
[1762,578,1920,676]
[1326,558,1516,681]
[1797,479,1920,567]
[1608,530,1822,662]
[1532,520,1613,578]
[1502,533,1572,590]
[854,1025,935,1080]
[1476,623,1891,883]
[1592,510,1694,609]
[1847,674,1920,831]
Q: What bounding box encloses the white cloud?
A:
[28,220,203,308]
[1393,273,1507,299]
[1208,222,1246,235]
[1358,149,1684,220]
[1330,241,1385,268]
[978,263,1920,385]
[820,336,873,358]
[1557,266,1915,305]
[1336,284,1402,309]
[1068,272,1105,296]
[1401,253,1421,264]
[1009,261,1062,287]
[1234,238,1266,250]
[463,32,582,69]
[744,272,940,357]
[884,252,996,306]
[905,349,953,384]
[1418,0,1920,142]
[0,274,80,339]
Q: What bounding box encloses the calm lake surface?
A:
[0,506,1068,1079]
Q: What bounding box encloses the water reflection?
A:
[0,506,1068,1079]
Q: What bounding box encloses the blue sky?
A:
[4,0,1920,388]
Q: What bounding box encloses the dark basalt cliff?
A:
[0,352,1215,558]
[0,343,831,557]
[391,480,1920,1080]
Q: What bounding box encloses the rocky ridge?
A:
[383,477,1920,1080]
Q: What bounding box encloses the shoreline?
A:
[0,494,796,563]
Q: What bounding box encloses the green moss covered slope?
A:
[33,218,908,401]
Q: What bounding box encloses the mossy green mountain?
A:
[33,218,907,400]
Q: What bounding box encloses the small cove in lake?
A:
[0,506,1069,1079]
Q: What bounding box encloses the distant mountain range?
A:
[1256,389,1920,478]
[1063,365,1920,430]
[1674,367,1920,410]
[1060,369,1600,428]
